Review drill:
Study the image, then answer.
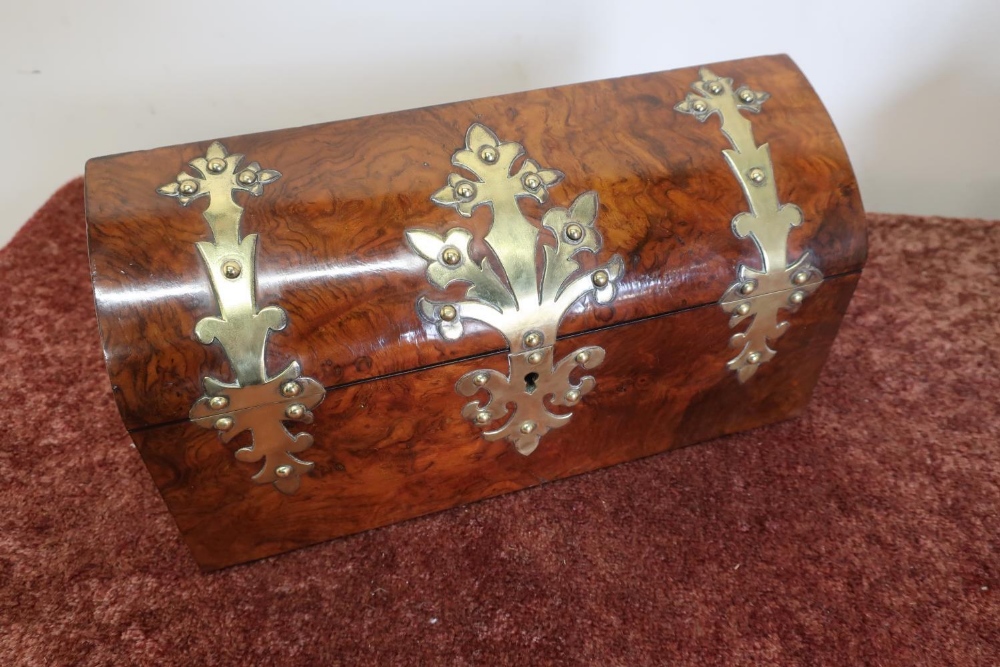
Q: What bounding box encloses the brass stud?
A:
[281,381,301,398]
[238,170,257,185]
[456,182,476,200]
[748,168,766,185]
[736,302,751,316]
[441,247,462,266]
[565,389,581,403]
[527,351,543,365]
[792,271,809,286]
[275,464,293,478]
[707,81,724,95]
[523,331,542,348]
[592,270,609,288]
[475,410,491,424]
[214,417,234,432]
[575,351,590,365]
[740,281,756,296]
[473,373,489,387]
[207,157,227,173]
[747,351,762,365]
[222,260,242,280]
[179,180,198,195]
[439,305,457,321]
[209,396,228,410]
[520,421,537,435]
[285,403,306,420]
[523,173,542,191]
[479,146,499,164]
[739,89,756,103]
[789,290,805,305]
[565,224,584,242]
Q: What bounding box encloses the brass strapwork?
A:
[406,123,624,455]
[158,142,325,494]
[675,69,823,382]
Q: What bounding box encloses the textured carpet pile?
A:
[0,180,997,665]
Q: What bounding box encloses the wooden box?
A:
[85,54,866,570]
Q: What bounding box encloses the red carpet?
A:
[1,179,997,665]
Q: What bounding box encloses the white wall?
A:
[2,0,997,246]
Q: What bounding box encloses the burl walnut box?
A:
[84,54,866,570]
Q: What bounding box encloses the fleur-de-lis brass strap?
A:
[406,123,624,455]
[675,69,823,382]
[158,142,325,494]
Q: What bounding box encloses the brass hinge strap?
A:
[158,142,325,494]
[676,69,823,382]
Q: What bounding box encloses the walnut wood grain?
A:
[85,54,866,430]
[132,272,860,570]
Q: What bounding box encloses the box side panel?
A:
[130,272,860,570]
[87,54,866,429]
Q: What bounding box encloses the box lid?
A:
[85,54,865,430]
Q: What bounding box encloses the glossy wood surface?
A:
[133,273,860,570]
[86,54,866,430]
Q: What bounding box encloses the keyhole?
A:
[524,372,539,395]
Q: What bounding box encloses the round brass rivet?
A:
[565,389,581,403]
[179,180,198,195]
[789,290,805,305]
[439,305,458,322]
[739,89,756,103]
[523,173,542,191]
[747,352,762,365]
[792,271,809,286]
[527,351,543,365]
[692,100,708,113]
[237,170,257,185]
[222,261,242,280]
[441,247,462,266]
[736,302,751,316]
[456,182,476,200]
[207,157,227,173]
[479,146,498,164]
[565,224,584,242]
[214,417,234,431]
[523,331,542,348]
[275,464,293,478]
[740,282,756,296]
[520,421,537,435]
[209,396,228,410]
[473,373,489,387]
[708,81,724,95]
[475,410,491,424]
[286,403,306,420]
[575,351,590,365]
[748,168,766,185]
[592,270,609,288]
[281,381,301,398]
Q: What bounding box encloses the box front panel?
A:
[132,272,859,569]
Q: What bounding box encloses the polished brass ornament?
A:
[158,142,325,494]
[676,69,823,382]
[406,123,624,455]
